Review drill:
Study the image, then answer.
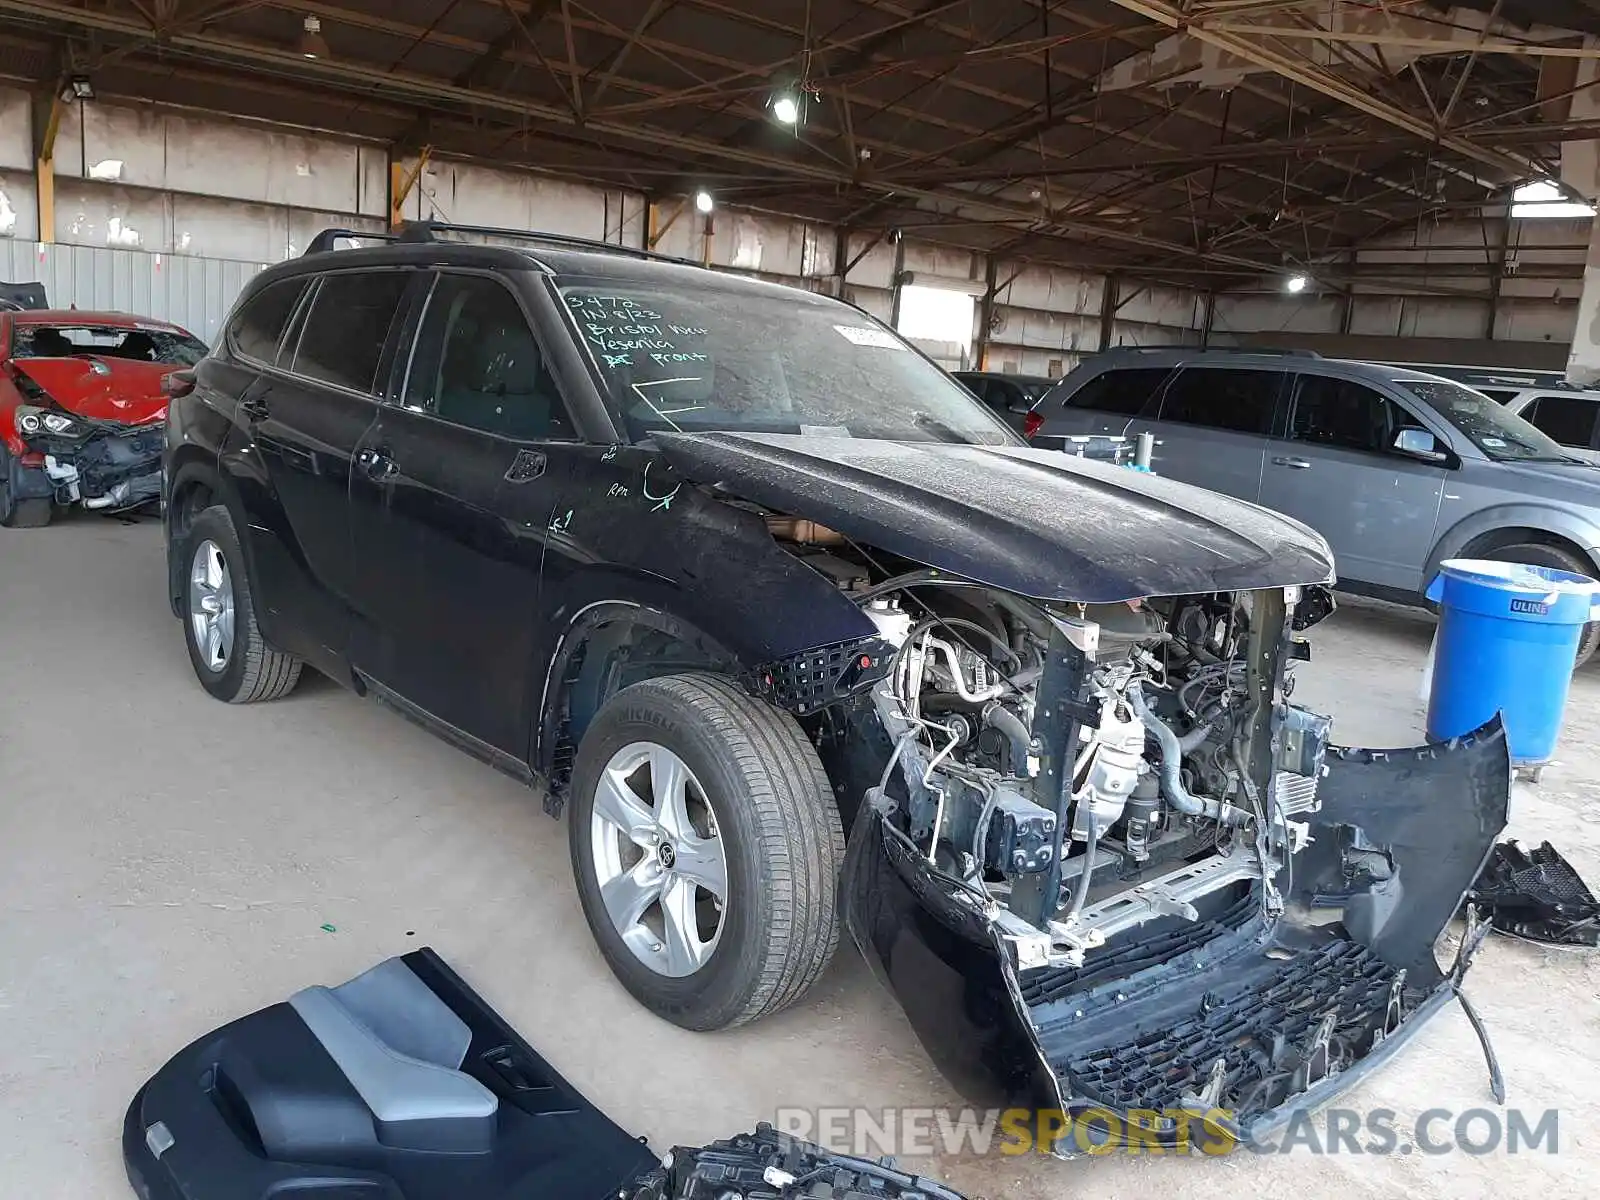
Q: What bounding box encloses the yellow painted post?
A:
[36,91,64,244]
[389,146,432,229]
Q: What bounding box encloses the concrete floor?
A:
[2,514,1598,1200]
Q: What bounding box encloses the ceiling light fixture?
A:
[299,15,330,60]
[65,75,94,101]
[1285,273,1309,293]
[772,94,800,126]
[694,190,715,214]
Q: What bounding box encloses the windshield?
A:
[1400,379,1580,463]
[558,278,1016,445]
[13,323,208,366]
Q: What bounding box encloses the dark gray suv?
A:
[1036,347,1600,663]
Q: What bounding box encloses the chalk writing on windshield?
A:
[566,293,710,370]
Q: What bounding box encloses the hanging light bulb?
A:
[694,190,715,215]
[299,15,330,60]
[772,94,800,125]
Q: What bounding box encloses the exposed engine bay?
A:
[762,519,1509,1145]
[12,404,164,511]
[845,570,1331,971]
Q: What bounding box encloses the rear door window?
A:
[1156,367,1279,434]
[1522,394,1600,448]
[290,271,409,395]
[1288,374,1423,453]
[1061,367,1170,416]
[228,278,306,364]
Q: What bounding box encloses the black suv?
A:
[163,223,1507,1142]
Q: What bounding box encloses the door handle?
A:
[239,395,269,420]
[356,447,397,481]
[1272,455,1312,469]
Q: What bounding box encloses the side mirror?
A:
[162,369,196,398]
[1394,427,1447,461]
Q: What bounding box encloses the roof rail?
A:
[1096,344,1322,358]
[303,228,405,256]
[393,219,706,268]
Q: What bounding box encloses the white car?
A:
[1388,363,1600,463]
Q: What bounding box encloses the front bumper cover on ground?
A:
[843,717,1512,1154]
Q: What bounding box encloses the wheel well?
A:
[165,469,222,617]
[167,474,216,542]
[542,613,738,810]
[1460,527,1599,574]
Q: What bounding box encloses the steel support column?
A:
[1099,274,1119,351]
[975,257,999,369]
[889,232,907,330]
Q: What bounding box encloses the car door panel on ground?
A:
[1257,373,1448,593]
[348,271,578,758]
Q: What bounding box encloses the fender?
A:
[534,600,744,809]
[1427,502,1600,583]
[529,468,885,801]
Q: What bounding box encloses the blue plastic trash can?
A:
[1425,557,1600,767]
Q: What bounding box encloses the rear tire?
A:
[177,504,303,702]
[0,448,51,528]
[1490,542,1600,668]
[568,673,844,1030]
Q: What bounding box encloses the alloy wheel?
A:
[188,539,236,672]
[589,741,728,978]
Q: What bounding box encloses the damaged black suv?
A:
[164,222,1510,1149]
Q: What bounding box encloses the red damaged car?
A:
[0,305,207,527]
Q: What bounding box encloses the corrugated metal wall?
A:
[0,241,262,345]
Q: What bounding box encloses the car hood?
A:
[1488,456,1600,486]
[1471,455,1600,507]
[655,432,1335,602]
[11,357,173,424]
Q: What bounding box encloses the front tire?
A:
[1491,543,1600,668]
[568,673,844,1030]
[177,504,303,702]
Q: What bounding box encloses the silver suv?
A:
[1036,347,1600,663]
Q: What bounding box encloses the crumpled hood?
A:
[12,357,172,424]
[656,432,1335,602]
